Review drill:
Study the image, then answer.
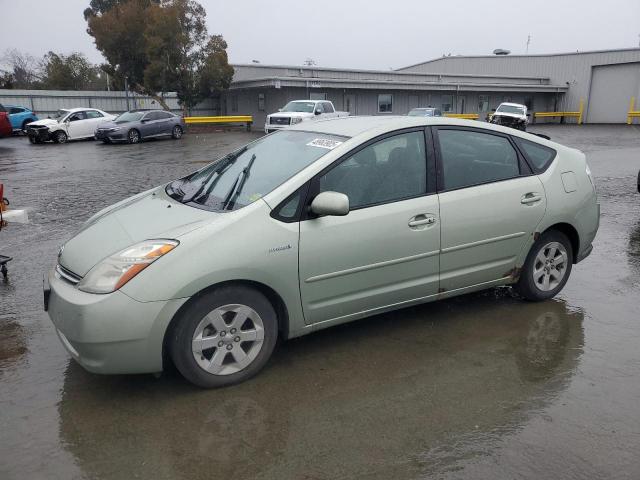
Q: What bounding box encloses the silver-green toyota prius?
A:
[45,116,599,387]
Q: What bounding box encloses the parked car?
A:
[265,100,349,133]
[45,116,599,388]
[26,108,116,144]
[95,109,185,144]
[407,107,442,117]
[6,104,39,132]
[489,102,529,131]
[0,104,12,138]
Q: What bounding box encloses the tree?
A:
[86,0,233,111]
[41,52,102,90]
[0,49,42,88]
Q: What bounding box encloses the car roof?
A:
[288,115,559,148]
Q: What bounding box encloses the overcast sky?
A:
[2,0,639,70]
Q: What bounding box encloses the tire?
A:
[170,285,278,388]
[53,131,67,144]
[28,136,36,144]
[514,230,573,301]
[102,138,112,144]
[171,125,183,139]
[127,129,141,144]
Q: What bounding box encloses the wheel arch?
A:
[161,279,290,369]
[541,222,580,263]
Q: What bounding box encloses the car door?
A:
[139,111,159,137]
[434,126,546,293]
[155,111,174,135]
[65,111,90,139]
[85,110,106,134]
[298,129,440,325]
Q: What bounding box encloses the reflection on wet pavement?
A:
[1,126,640,479]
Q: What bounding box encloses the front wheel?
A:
[514,230,573,301]
[170,286,278,388]
[171,125,183,139]
[127,129,141,144]
[53,131,68,144]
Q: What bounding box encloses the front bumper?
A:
[45,267,188,374]
[95,129,126,141]
[264,123,291,134]
[27,127,51,142]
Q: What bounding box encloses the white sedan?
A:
[26,108,116,144]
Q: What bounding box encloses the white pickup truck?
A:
[265,100,349,133]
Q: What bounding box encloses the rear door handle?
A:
[521,193,542,205]
[408,215,436,228]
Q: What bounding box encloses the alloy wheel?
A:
[533,241,568,291]
[191,304,265,376]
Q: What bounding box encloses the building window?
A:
[441,95,453,112]
[378,94,393,113]
[231,95,238,113]
[258,93,265,111]
[310,92,327,100]
[478,95,489,112]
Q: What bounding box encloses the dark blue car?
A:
[6,105,39,132]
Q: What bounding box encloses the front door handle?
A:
[408,215,436,228]
[521,192,542,205]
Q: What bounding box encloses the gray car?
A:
[95,109,185,144]
[45,116,599,388]
[408,107,442,117]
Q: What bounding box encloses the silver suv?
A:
[45,116,599,387]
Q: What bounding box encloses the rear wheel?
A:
[171,125,183,139]
[102,138,112,144]
[127,129,141,144]
[170,285,278,388]
[514,230,573,301]
[53,131,67,144]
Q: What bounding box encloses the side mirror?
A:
[278,108,283,112]
[491,108,496,112]
[314,109,322,115]
[310,191,349,217]
[141,118,149,123]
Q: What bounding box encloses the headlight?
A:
[77,239,178,294]
[291,117,303,124]
[108,127,120,132]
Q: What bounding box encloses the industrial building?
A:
[222,48,640,126]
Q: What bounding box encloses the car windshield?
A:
[166,130,348,212]
[115,111,145,123]
[496,105,525,114]
[408,109,434,117]
[281,101,316,113]
[53,109,70,121]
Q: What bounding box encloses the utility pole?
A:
[124,76,130,111]
[526,35,531,54]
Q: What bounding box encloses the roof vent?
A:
[493,49,511,55]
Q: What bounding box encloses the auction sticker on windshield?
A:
[307,138,343,150]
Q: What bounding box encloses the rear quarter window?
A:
[513,137,556,172]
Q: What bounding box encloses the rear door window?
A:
[437,129,521,191]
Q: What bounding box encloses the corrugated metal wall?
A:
[0,89,219,117]
[397,49,640,119]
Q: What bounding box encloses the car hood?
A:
[270,112,314,118]
[28,118,60,128]
[493,111,527,120]
[59,187,215,277]
[96,120,124,129]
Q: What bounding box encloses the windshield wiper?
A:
[221,154,257,211]
[176,146,248,204]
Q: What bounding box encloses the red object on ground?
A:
[0,106,12,138]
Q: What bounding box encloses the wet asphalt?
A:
[0,125,639,480]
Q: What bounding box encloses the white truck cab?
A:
[265,100,348,133]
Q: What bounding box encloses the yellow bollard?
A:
[578,98,584,125]
[628,97,636,125]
